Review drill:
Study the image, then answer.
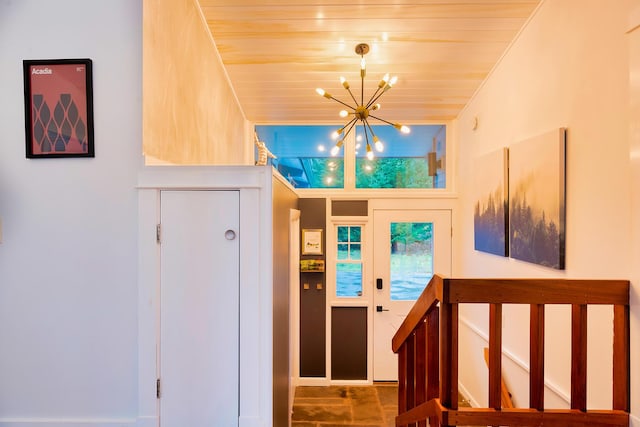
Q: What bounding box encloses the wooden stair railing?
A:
[392,275,630,427]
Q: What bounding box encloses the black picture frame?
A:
[23,58,94,158]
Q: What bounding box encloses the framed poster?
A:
[23,58,94,158]
[302,229,323,255]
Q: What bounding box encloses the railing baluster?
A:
[398,343,407,426]
[530,303,545,410]
[407,333,416,427]
[415,318,427,427]
[427,306,439,427]
[613,304,630,411]
[440,298,458,410]
[571,304,587,411]
[488,303,502,411]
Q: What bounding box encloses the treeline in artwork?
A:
[474,187,508,256]
[509,192,562,269]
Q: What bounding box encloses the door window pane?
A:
[390,222,434,300]
[336,263,363,297]
[336,225,363,297]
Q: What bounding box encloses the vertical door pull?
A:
[376,278,383,290]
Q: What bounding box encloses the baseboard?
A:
[0,419,136,427]
[239,415,265,427]
[296,377,329,386]
[135,416,157,427]
[458,381,481,408]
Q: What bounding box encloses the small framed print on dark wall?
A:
[23,58,95,158]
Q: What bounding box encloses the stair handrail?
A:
[392,274,630,427]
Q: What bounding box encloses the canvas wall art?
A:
[474,147,509,256]
[509,128,566,269]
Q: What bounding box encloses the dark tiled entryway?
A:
[292,383,397,427]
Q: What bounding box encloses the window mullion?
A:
[343,130,356,190]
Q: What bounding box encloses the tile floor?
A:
[292,383,472,427]
[291,383,398,427]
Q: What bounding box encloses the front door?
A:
[372,209,452,381]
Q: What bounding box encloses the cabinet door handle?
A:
[225,230,237,240]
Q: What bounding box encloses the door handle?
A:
[376,278,383,290]
[376,305,389,312]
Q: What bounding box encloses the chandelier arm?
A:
[367,89,389,109]
[363,118,378,139]
[368,114,400,129]
[365,87,383,109]
[345,87,359,106]
[341,118,359,141]
[363,124,371,146]
[329,96,356,110]
[361,70,365,106]
[340,117,358,133]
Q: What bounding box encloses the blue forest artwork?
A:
[508,129,566,269]
[474,148,509,257]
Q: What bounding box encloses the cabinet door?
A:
[160,190,240,427]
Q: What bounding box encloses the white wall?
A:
[454,0,636,420]
[0,1,142,425]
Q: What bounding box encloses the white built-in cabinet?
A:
[137,167,273,427]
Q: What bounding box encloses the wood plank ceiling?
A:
[198,0,541,124]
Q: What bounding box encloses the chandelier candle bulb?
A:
[378,73,389,88]
[366,143,374,160]
[374,137,384,152]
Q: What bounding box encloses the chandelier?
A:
[316,43,410,160]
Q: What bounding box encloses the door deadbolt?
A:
[376,305,389,312]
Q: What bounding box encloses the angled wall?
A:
[454,0,636,420]
[143,0,252,165]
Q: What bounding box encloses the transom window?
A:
[255,124,446,190]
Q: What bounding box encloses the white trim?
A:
[630,413,640,427]
[289,208,301,426]
[459,314,571,405]
[137,166,273,427]
[295,188,459,200]
[328,379,371,386]
[135,417,157,427]
[296,377,330,386]
[458,382,480,409]
[0,420,136,427]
